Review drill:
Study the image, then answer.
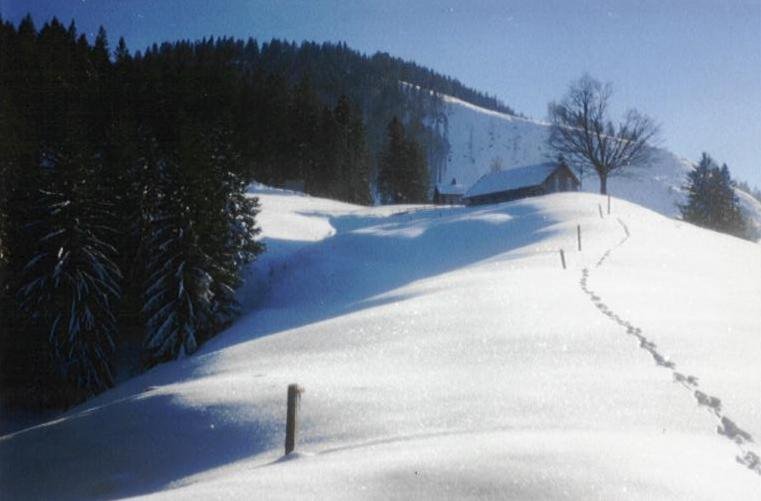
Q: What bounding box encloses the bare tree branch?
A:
[547,74,660,194]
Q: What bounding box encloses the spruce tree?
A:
[289,75,320,188]
[400,132,429,203]
[16,146,122,395]
[141,103,263,366]
[378,116,407,203]
[378,116,429,204]
[714,164,747,238]
[332,96,372,204]
[0,16,125,403]
[681,153,748,239]
[311,105,339,197]
[0,17,282,405]
[681,153,715,228]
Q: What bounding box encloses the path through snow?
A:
[580,216,761,476]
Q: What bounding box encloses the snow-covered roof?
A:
[464,162,560,198]
[436,182,467,196]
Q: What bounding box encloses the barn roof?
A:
[436,182,467,196]
[464,162,561,198]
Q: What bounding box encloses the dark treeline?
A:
[207,35,516,186]
[378,117,429,204]
[244,37,515,116]
[0,17,275,409]
[0,15,513,409]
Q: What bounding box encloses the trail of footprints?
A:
[579,218,761,476]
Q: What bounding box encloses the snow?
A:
[464,162,559,198]
[435,92,761,237]
[2,186,759,499]
[435,181,466,196]
[736,188,761,241]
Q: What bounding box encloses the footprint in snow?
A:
[718,416,753,444]
[673,372,699,387]
[737,451,761,472]
[647,350,675,369]
[694,390,722,413]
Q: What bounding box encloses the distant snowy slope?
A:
[437,93,761,235]
[736,188,761,239]
[2,188,760,499]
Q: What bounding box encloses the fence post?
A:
[577,225,582,251]
[607,195,611,215]
[560,249,566,269]
[598,204,604,218]
[285,384,303,455]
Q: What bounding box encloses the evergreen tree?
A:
[0,14,50,407]
[681,153,714,228]
[681,153,747,239]
[398,134,429,203]
[114,36,130,64]
[0,15,125,404]
[377,117,429,203]
[332,96,372,204]
[139,73,265,365]
[714,164,747,238]
[289,75,320,189]
[310,105,339,197]
[377,117,407,203]
[16,146,122,395]
[0,16,269,406]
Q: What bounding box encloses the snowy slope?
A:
[736,188,761,239]
[437,93,761,237]
[2,187,760,499]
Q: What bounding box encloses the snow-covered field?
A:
[436,93,761,237]
[1,186,760,500]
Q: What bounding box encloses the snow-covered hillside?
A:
[2,187,760,499]
[736,188,761,239]
[437,93,761,236]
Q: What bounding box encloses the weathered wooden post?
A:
[607,195,611,215]
[285,384,303,455]
[598,204,604,218]
[577,225,582,251]
[559,249,566,269]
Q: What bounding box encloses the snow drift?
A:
[1,186,759,499]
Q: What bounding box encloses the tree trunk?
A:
[599,173,608,195]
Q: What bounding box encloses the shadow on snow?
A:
[0,198,562,499]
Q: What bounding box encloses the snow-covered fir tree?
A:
[141,124,263,367]
[681,153,747,239]
[17,147,122,395]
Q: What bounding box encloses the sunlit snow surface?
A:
[436,93,761,237]
[1,187,760,500]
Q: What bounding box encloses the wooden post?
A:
[577,225,582,251]
[560,249,566,269]
[607,195,611,215]
[598,204,604,218]
[285,384,303,455]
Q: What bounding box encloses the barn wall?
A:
[433,191,464,205]
[464,165,580,206]
[543,168,580,193]
[465,186,543,206]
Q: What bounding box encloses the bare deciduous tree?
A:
[548,74,660,194]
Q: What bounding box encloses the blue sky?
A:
[3,0,760,188]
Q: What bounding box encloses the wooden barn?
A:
[462,162,580,206]
[433,178,466,205]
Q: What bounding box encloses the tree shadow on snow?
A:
[0,390,282,500]
[208,201,562,353]
[0,199,563,499]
